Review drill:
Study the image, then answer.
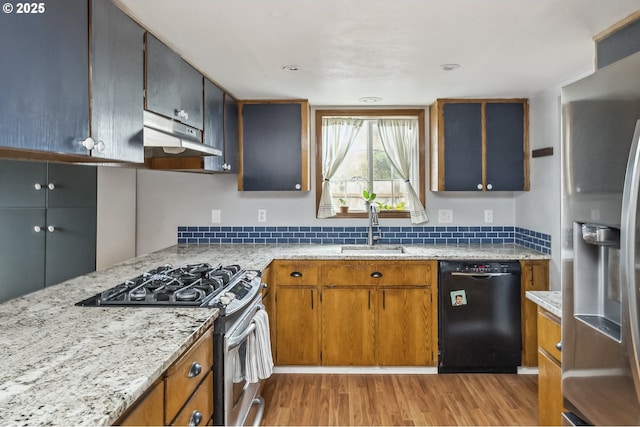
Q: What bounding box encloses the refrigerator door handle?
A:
[620,119,640,395]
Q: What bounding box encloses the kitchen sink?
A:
[340,245,405,255]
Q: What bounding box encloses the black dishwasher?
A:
[438,260,521,373]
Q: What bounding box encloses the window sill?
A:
[330,211,410,219]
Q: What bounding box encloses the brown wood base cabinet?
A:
[115,327,214,426]
[537,307,563,426]
[521,259,550,366]
[273,260,437,366]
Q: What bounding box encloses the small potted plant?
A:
[338,198,349,213]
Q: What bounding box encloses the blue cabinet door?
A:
[145,34,203,130]
[223,94,239,173]
[204,79,225,171]
[45,207,96,287]
[47,163,97,208]
[485,102,525,191]
[0,160,47,208]
[241,103,304,191]
[0,209,46,302]
[0,0,88,154]
[90,0,144,162]
[443,103,483,191]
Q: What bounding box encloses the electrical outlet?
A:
[438,209,453,224]
[258,209,267,223]
[211,209,221,224]
[484,209,493,223]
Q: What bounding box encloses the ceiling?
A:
[115,0,640,106]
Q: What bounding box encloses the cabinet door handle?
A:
[189,410,203,426]
[47,225,55,233]
[47,183,55,190]
[555,342,562,351]
[34,226,42,233]
[368,290,371,310]
[295,184,301,190]
[371,272,383,278]
[34,183,43,190]
[382,290,386,309]
[188,362,202,378]
[290,271,302,278]
[310,290,314,309]
[486,183,493,190]
[476,183,483,190]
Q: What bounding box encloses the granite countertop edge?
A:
[0,242,549,426]
[526,290,562,318]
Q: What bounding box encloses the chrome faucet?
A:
[367,202,380,245]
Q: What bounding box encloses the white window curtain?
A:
[377,119,429,224]
[317,118,363,218]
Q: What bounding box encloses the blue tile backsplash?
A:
[177,225,551,254]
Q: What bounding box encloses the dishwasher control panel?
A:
[440,260,521,274]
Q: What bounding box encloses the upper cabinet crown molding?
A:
[430,98,530,192]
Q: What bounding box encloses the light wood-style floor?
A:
[260,373,538,426]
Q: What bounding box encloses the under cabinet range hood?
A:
[143,110,221,158]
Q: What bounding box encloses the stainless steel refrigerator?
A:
[562,51,640,425]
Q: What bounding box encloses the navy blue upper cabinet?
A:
[239,101,310,191]
[90,0,144,163]
[203,80,225,172]
[0,0,89,155]
[222,94,239,173]
[595,14,640,69]
[430,99,529,191]
[0,0,144,162]
[145,34,204,130]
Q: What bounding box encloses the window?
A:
[315,109,427,222]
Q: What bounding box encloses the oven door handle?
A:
[226,304,265,351]
[227,322,256,351]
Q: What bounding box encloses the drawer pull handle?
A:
[188,362,202,378]
[189,410,203,426]
[555,341,562,351]
[371,272,383,278]
[290,271,303,278]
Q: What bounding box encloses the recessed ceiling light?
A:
[282,65,302,72]
[440,63,461,71]
[358,97,383,103]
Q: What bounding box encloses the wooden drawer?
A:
[322,261,433,286]
[274,261,319,286]
[117,379,164,426]
[165,329,214,422]
[538,307,561,362]
[170,370,213,426]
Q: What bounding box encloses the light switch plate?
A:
[438,209,453,223]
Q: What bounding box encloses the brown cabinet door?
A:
[321,288,376,365]
[521,260,549,366]
[538,349,563,426]
[378,288,432,366]
[275,287,319,365]
[117,380,164,426]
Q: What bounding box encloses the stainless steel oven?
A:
[213,278,271,426]
[223,298,266,426]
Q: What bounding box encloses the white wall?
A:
[96,166,137,269]
[135,106,518,255]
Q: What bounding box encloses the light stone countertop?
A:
[526,290,562,318]
[0,242,549,426]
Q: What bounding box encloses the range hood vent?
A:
[143,110,221,157]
